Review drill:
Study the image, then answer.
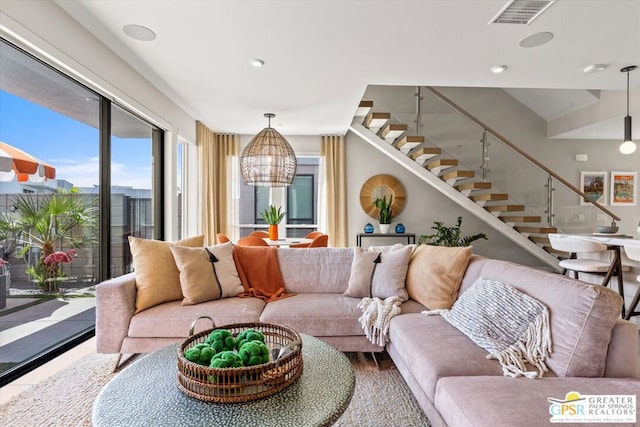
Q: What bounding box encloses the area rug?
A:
[0,351,430,426]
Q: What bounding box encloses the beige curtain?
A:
[198,122,238,245]
[320,135,348,247]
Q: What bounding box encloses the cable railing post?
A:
[415,86,422,135]
[481,129,489,181]
[545,175,555,227]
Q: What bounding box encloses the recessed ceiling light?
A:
[583,64,607,73]
[519,32,553,48]
[123,24,156,42]
[490,65,508,74]
[250,58,265,68]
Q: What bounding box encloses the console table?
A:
[356,233,416,247]
[93,334,355,426]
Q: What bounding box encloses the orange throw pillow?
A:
[406,245,472,309]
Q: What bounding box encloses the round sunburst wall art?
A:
[359,174,406,220]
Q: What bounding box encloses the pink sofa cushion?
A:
[128,297,265,338]
[260,294,364,336]
[477,260,623,377]
[388,313,504,401]
[435,376,640,427]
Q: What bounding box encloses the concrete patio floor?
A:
[0,296,96,370]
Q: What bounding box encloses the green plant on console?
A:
[260,205,286,225]
[418,216,487,247]
[373,195,395,224]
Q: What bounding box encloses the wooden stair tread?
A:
[409,145,438,157]
[470,193,508,202]
[515,226,558,234]
[442,170,474,181]
[355,100,373,118]
[484,205,525,212]
[456,182,492,191]
[410,145,440,161]
[529,236,550,244]
[498,216,541,223]
[363,112,390,129]
[427,159,458,169]
[379,123,407,140]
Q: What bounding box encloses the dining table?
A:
[560,233,640,320]
[262,237,313,247]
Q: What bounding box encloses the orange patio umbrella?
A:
[0,141,56,182]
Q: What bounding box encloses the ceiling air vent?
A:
[490,0,555,25]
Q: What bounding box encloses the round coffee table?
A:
[92,333,355,426]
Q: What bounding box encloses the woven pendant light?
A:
[240,113,297,186]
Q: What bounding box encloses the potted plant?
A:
[0,190,97,293]
[418,216,487,247]
[260,205,286,240]
[373,195,395,233]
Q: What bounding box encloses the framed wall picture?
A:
[610,172,637,206]
[579,171,607,206]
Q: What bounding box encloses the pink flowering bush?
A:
[36,249,77,293]
[43,249,77,265]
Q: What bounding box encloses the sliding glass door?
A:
[0,38,163,383]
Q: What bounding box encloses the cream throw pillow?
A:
[344,246,412,300]
[170,242,244,305]
[406,245,472,309]
[130,235,204,313]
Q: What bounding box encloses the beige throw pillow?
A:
[170,242,244,305]
[130,235,204,313]
[406,245,472,309]
[344,246,412,300]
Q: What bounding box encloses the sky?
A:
[0,90,152,189]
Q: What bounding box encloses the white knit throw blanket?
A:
[358,296,402,346]
[424,278,552,379]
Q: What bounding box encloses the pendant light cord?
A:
[627,69,630,116]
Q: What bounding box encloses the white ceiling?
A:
[54,0,640,137]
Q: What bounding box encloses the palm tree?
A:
[0,189,98,292]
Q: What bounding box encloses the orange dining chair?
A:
[290,231,326,248]
[216,233,230,243]
[307,234,328,247]
[290,234,329,249]
[236,236,269,246]
[305,231,324,240]
[248,231,269,238]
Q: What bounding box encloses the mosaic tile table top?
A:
[92,333,355,426]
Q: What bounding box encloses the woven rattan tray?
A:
[177,318,303,403]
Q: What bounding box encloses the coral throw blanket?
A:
[232,246,294,302]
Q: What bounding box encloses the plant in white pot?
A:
[373,195,394,233]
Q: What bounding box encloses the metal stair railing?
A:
[423,86,620,226]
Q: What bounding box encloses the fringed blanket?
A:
[424,278,552,378]
[232,246,295,302]
[358,296,402,346]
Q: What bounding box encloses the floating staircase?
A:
[351,100,561,269]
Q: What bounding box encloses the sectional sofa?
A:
[95,245,639,427]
